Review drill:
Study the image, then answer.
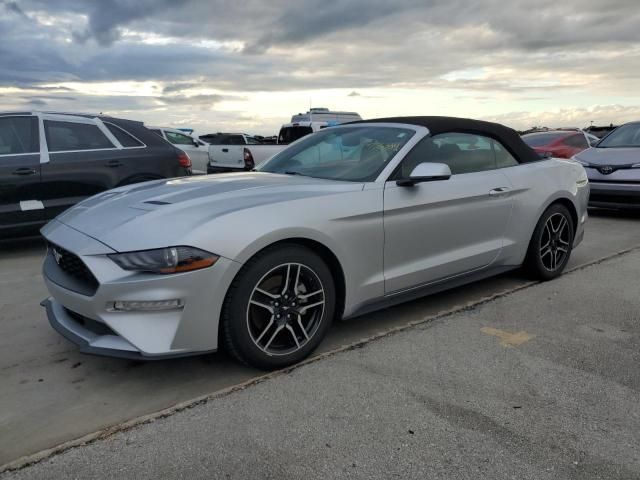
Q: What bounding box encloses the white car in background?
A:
[148,127,209,174]
[205,133,284,172]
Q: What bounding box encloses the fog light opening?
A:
[108,299,185,312]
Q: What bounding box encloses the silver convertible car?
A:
[41,116,589,369]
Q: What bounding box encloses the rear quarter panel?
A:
[499,159,588,265]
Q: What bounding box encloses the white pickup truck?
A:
[205,133,285,172]
[205,109,363,172]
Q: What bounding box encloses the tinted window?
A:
[278,126,313,144]
[396,133,516,178]
[492,140,519,168]
[0,116,38,155]
[165,131,194,146]
[597,123,640,148]
[563,134,588,149]
[246,137,261,145]
[200,134,224,144]
[45,120,114,152]
[149,129,163,137]
[227,135,244,145]
[105,122,144,147]
[522,132,568,147]
[259,126,414,182]
[432,133,496,174]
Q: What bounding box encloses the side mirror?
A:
[396,162,451,186]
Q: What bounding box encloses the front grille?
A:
[48,243,99,291]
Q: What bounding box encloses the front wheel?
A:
[221,244,335,370]
[524,204,575,280]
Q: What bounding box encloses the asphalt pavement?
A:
[2,228,639,479]
[1,210,639,473]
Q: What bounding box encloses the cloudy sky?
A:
[1,0,640,135]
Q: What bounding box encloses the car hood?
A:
[575,147,640,166]
[54,172,363,251]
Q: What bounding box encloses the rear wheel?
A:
[221,244,335,370]
[524,204,575,280]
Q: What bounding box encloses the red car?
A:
[522,130,599,159]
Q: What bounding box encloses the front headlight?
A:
[109,246,218,274]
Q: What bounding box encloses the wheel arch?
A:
[231,236,347,321]
[547,196,579,232]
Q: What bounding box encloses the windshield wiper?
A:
[283,170,305,176]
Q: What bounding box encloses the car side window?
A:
[104,122,144,147]
[165,131,194,146]
[0,116,39,155]
[394,132,520,179]
[393,136,439,179]
[431,133,496,174]
[492,140,519,168]
[227,136,244,145]
[44,120,114,152]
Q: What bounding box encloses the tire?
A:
[524,203,575,281]
[221,244,336,370]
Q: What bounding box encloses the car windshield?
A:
[597,123,640,148]
[521,132,569,147]
[258,126,415,182]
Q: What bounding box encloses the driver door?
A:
[383,132,514,293]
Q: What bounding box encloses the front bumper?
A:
[588,181,640,209]
[41,219,242,360]
[42,298,200,360]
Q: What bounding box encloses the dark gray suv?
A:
[0,112,192,239]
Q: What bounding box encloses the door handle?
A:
[12,167,36,176]
[106,160,123,168]
[222,148,229,153]
[489,187,511,196]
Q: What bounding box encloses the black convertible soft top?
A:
[350,116,539,163]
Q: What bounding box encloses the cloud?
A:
[1,1,640,134]
[483,104,640,130]
[154,93,244,108]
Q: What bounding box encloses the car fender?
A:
[233,226,349,270]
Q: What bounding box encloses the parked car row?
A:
[206,108,362,173]
[573,121,640,209]
[148,126,209,174]
[2,109,639,241]
[519,123,640,210]
[0,112,192,239]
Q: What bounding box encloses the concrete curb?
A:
[2,244,638,475]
